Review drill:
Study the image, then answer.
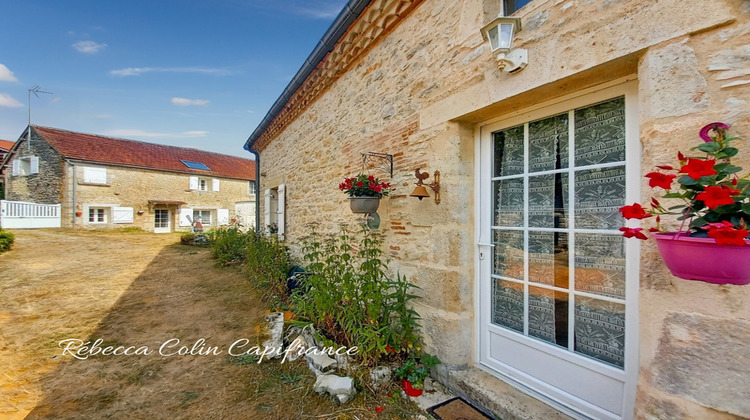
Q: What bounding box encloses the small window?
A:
[198,179,208,191]
[89,208,107,224]
[181,160,212,171]
[249,181,257,195]
[12,156,39,176]
[193,210,212,225]
[503,0,533,15]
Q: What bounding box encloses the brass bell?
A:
[410,185,430,200]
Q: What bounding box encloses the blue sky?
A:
[0,0,346,157]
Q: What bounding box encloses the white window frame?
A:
[193,209,212,226]
[12,156,39,176]
[198,179,208,191]
[249,181,257,195]
[88,207,108,224]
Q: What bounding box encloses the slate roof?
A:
[0,140,15,151]
[32,126,255,180]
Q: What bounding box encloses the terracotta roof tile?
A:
[0,140,15,151]
[32,126,255,180]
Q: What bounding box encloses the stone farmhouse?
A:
[4,126,256,232]
[244,0,750,419]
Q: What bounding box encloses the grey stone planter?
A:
[349,197,380,214]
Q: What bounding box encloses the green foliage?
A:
[291,224,422,365]
[207,227,251,264]
[206,227,292,305]
[244,230,292,305]
[180,232,197,245]
[394,352,441,389]
[0,228,14,253]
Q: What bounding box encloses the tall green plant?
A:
[0,228,14,253]
[244,229,292,306]
[292,223,422,364]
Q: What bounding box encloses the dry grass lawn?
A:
[0,229,418,419]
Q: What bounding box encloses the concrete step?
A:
[443,367,578,420]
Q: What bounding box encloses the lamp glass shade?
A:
[481,17,521,53]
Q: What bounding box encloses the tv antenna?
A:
[27,85,53,150]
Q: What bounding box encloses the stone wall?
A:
[254,0,750,417]
[60,164,255,232]
[4,127,65,204]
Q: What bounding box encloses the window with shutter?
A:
[113,207,134,223]
[212,178,220,192]
[277,184,286,238]
[12,159,19,176]
[30,157,39,174]
[189,176,199,190]
[179,208,194,227]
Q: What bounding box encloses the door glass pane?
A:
[493,230,524,280]
[575,234,626,299]
[493,178,524,227]
[574,97,626,167]
[494,125,524,177]
[574,166,625,229]
[155,210,168,228]
[528,173,568,228]
[574,297,625,368]
[529,113,568,173]
[529,286,568,347]
[528,231,569,288]
[492,279,524,332]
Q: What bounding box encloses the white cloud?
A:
[110,67,230,77]
[93,114,113,119]
[73,40,108,54]
[0,93,23,108]
[49,97,62,104]
[171,97,210,106]
[104,129,208,139]
[0,64,18,82]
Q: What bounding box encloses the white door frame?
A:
[154,208,172,233]
[473,76,640,420]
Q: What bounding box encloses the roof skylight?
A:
[181,160,211,171]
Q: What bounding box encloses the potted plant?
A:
[394,352,441,397]
[339,174,393,214]
[619,122,750,285]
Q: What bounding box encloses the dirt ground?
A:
[0,230,417,419]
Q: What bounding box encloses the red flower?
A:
[385,345,396,354]
[705,221,749,245]
[375,406,385,414]
[678,151,686,161]
[695,186,736,209]
[619,203,652,220]
[619,227,648,240]
[357,181,364,187]
[656,165,674,170]
[645,172,676,190]
[680,159,717,180]
[368,175,375,182]
[699,122,730,143]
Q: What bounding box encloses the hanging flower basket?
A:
[619,122,750,285]
[339,173,394,214]
[349,197,380,214]
[654,233,750,285]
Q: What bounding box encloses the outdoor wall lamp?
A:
[480,16,527,74]
[410,168,440,204]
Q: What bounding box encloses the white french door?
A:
[477,80,640,420]
[154,209,171,233]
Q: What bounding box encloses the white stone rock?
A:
[306,351,338,372]
[261,312,284,359]
[285,335,307,362]
[313,374,357,404]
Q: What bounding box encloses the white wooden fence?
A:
[0,200,62,229]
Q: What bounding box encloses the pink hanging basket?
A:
[653,233,750,285]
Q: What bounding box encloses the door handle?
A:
[477,243,494,260]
